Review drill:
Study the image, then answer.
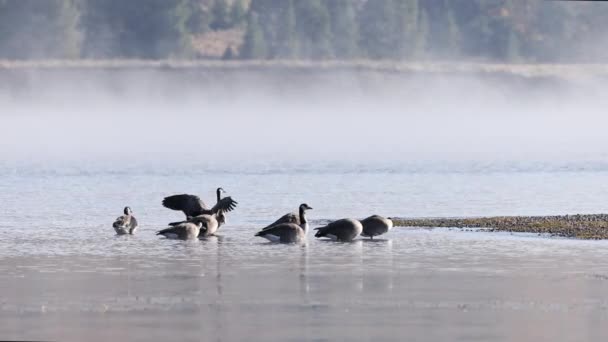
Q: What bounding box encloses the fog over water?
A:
[3,67,608,341]
[2,68,607,168]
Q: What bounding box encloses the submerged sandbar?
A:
[393,214,608,239]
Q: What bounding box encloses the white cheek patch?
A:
[327,234,338,241]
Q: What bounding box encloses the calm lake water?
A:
[2,160,608,341]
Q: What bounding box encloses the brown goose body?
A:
[255,223,306,243]
[157,221,202,240]
[314,218,363,242]
[168,210,226,234]
[113,207,138,235]
[192,213,222,238]
[360,215,394,239]
[261,203,313,231]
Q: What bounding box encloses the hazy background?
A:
[1,0,608,168]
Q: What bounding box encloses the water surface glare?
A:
[1,162,608,341]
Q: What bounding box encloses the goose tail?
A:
[314,228,325,238]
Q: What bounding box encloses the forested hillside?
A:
[0,0,606,62]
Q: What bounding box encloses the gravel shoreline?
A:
[392,214,608,239]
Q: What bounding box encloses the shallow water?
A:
[2,161,608,341]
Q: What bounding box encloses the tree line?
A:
[0,0,606,62]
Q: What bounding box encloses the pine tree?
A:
[418,0,455,58]
[327,0,358,59]
[249,0,283,57]
[506,30,520,62]
[229,0,247,27]
[81,0,197,59]
[0,0,83,59]
[394,0,419,59]
[358,0,399,59]
[53,0,83,58]
[451,0,487,58]
[294,0,332,59]
[274,0,298,58]
[184,0,211,34]
[415,5,430,58]
[240,11,267,59]
[210,0,231,30]
[531,1,569,62]
[445,2,461,57]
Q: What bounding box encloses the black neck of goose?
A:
[216,189,221,203]
[299,207,307,225]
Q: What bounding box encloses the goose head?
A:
[299,203,313,211]
[123,206,133,215]
[216,187,226,201]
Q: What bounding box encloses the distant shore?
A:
[2,59,605,99]
[393,214,608,239]
[1,59,607,80]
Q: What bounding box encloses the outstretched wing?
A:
[162,194,208,217]
[210,196,238,214]
[262,212,298,230]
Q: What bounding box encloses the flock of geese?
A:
[113,187,394,243]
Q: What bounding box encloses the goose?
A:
[191,211,224,238]
[162,187,237,221]
[360,215,394,239]
[112,206,138,235]
[261,203,313,230]
[156,221,203,240]
[255,223,306,243]
[168,199,228,231]
[314,218,363,242]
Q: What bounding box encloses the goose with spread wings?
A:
[162,187,237,220]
